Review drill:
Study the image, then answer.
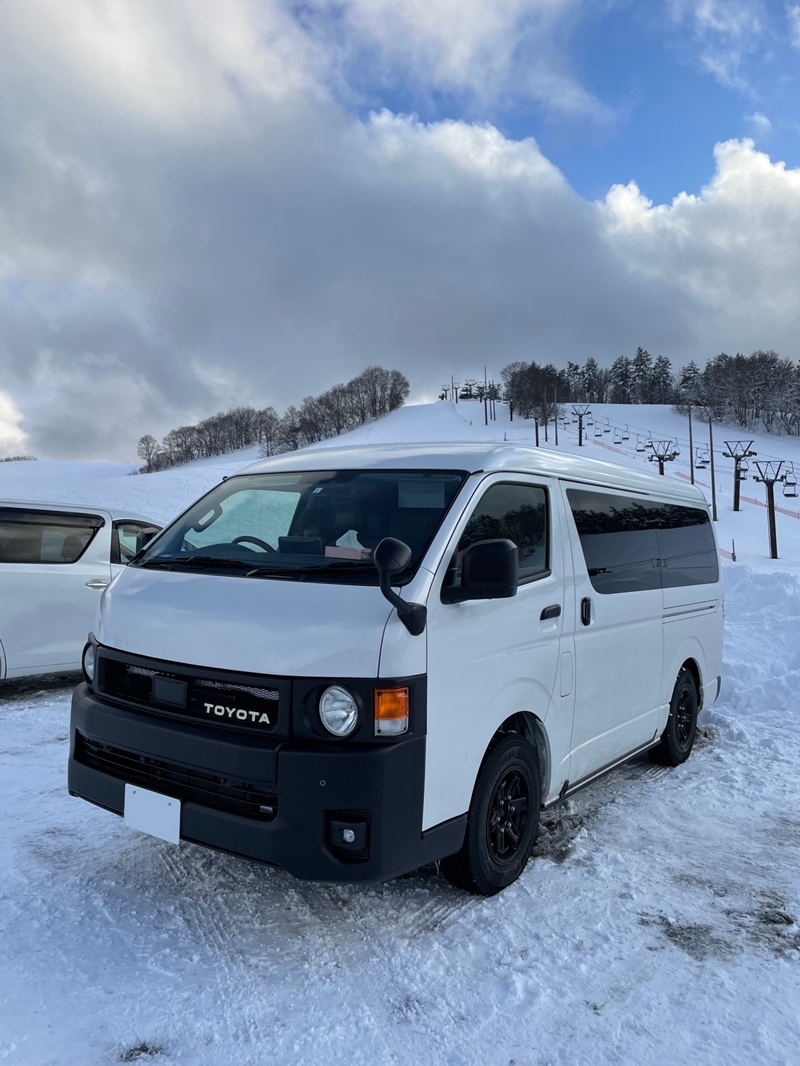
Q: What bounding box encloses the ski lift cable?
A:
[566,405,798,469]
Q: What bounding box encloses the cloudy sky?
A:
[1,0,799,459]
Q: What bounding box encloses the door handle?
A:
[85,579,109,591]
[540,604,561,620]
[580,597,592,626]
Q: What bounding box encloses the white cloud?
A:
[600,138,800,318]
[1,2,800,459]
[363,110,566,185]
[0,0,322,130]
[788,5,800,48]
[301,0,612,118]
[0,391,29,457]
[745,110,772,137]
[665,0,765,87]
[668,0,763,36]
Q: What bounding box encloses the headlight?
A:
[319,685,358,737]
[82,642,96,684]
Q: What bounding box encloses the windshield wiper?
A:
[245,561,375,578]
[138,555,256,571]
[137,555,378,579]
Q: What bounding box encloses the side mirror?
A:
[442,539,519,604]
[135,527,159,553]
[373,537,412,575]
[373,537,426,637]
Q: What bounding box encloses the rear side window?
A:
[657,504,719,587]
[457,482,548,583]
[566,490,718,593]
[112,521,160,564]
[0,509,104,565]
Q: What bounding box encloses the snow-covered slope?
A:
[2,401,800,1066]
[320,399,800,575]
[5,399,799,570]
[0,447,262,527]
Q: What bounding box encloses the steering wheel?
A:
[231,535,276,553]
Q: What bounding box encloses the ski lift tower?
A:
[571,404,591,447]
[722,440,757,512]
[647,440,680,476]
[753,461,786,560]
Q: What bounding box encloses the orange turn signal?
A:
[374,686,409,736]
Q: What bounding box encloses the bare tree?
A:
[136,435,159,473]
[137,365,410,471]
[256,406,281,456]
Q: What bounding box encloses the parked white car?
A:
[0,500,160,680]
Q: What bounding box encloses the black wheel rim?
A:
[676,688,695,747]
[486,768,530,866]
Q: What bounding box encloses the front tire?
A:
[649,668,698,766]
[441,734,541,896]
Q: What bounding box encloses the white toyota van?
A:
[68,444,723,895]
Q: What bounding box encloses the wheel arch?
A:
[495,710,550,802]
[679,657,703,709]
[664,631,707,707]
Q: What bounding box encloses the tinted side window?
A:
[0,509,104,565]
[459,483,548,582]
[567,490,660,594]
[656,505,719,587]
[567,490,718,593]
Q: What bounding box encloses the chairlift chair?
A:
[738,458,749,480]
[784,466,798,498]
[636,434,645,452]
[594,422,603,437]
[613,429,622,445]
[695,447,708,470]
[622,425,630,441]
[603,420,611,434]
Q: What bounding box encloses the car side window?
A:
[448,482,549,586]
[0,509,104,564]
[566,489,718,593]
[112,521,159,564]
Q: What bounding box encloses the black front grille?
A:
[76,732,278,821]
[99,654,284,736]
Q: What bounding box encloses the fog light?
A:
[331,819,368,853]
[319,685,358,737]
[374,686,409,736]
[82,642,95,684]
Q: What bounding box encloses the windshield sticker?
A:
[399,481,446,509]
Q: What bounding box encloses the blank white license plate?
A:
[124,784,181,845]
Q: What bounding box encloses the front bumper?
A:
[68,684,464,882]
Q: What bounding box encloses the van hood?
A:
[98,567,394,678]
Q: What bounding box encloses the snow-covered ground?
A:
[0,448,263,528]
[2,402,800,1066]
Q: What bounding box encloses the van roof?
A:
[241,442,707,505]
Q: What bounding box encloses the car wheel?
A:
[649,668,698,767]
[441,733,541,896]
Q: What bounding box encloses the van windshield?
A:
[136,469,467,583]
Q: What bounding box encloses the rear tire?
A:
[649,668,698,766]
[441,733,541,896]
